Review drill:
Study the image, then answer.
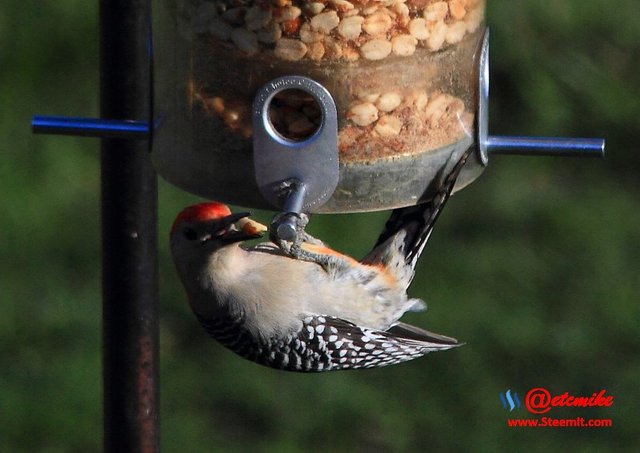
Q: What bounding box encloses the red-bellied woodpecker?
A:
[170,149,471,372]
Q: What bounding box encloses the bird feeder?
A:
[34,0,603,229]
[153,0,487,214]
[149,0,603,224]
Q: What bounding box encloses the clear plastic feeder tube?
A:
[154,0,486,212]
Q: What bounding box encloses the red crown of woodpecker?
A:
[171,202,231,234]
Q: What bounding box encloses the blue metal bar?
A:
[32,115,150,140]
[486,136,605,158]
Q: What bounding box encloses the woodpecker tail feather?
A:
[362,148,472,285]
[387,322,460,346]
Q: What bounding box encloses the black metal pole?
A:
[100,0,159,451]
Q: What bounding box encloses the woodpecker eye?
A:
[183,227,198,241]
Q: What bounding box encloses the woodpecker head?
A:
[170,202,266,260]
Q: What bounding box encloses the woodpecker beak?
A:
[212,212,266,244]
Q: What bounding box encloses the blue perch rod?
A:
[32,115,150,140]
[486,136,605,158]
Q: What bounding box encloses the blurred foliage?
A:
[1,0,639,451]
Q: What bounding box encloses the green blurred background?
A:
[2,0,639,450]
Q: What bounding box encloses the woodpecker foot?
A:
[270,213,332,266]
[287,243,337,269]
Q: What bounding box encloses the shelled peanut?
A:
[185,0,484,62]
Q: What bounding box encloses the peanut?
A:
[348,102,379,126]
[274,38,308,61]
[363,11,393,36]
[374,115,403,136]
[360,39,392,60]
[338,16,364,40]
[392,34,417,57]
[409,18,429,40]
[310,11,340,33]
[375,92,402,112]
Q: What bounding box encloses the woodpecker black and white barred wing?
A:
[274,316,460,372]
[197,311,458,372]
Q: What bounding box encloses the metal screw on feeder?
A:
[475,29,605,165]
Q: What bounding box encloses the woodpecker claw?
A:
[270,212,332,266]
